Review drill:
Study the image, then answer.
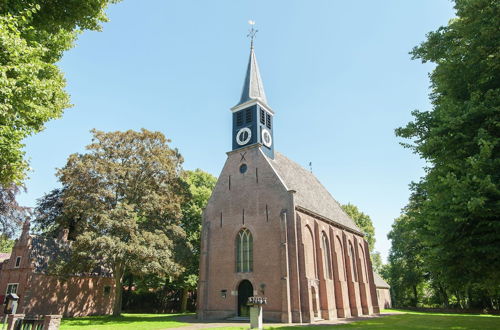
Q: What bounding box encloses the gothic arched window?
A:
[322,233,332,279]
[236,228,253,272]
[349,241,358,282]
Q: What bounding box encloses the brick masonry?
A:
[197,145,380,323]
[0,224,115,317]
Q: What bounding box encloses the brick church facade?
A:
[197,40,380,323]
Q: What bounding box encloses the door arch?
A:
[237,280,253,317]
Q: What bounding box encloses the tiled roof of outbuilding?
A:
[30,236,111,277]
[373,272,390,288]
[267,152,362,233]
[30,236,71,273]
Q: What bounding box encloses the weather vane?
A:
[247,20,258,48]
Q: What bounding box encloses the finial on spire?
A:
[247,20,258,49]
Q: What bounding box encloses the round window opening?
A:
[239,164,248,174]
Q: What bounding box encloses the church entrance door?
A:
[237,280,253,317]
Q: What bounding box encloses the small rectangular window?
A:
[266,113,272,129]
[104,286,111,296]
[245,109,252,123]
[6,284,18,295]
[236,112,243,126]
[15,256,21,268]
[260,109,265,125]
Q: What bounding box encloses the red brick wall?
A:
[198,146,379,323]
[0,229,115,317]
[23,274,115,317]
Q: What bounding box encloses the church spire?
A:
[231,22,274,159]
[236,22,268,107]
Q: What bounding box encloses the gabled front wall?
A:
[0,231,33,311]
[197,145,380,323]
[198,146,292,322]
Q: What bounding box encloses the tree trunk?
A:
[180,288,189,313]
[113,266,124,316]
[413,285,418,307]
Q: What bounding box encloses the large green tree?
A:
[0,0,121,185]
[342,203,376,250]
[0,184,29,250]
[57,129,187,316]
[341,203,383,273]
[394,0,499,308]
[178,169,216,312]
[386,214,425,307]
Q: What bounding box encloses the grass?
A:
[213,309,500,330]
[60,313,191,330]
[59,309,500,330]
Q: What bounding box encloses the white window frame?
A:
[6,283,18,295]
[236,228,253,273]
[14,256,21,268]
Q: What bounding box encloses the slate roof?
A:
[30,235,111,277]
[30,236,71,273]
[268,152,362,233]
[236,47,268,107]
[373,272,390,288]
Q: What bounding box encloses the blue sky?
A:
[18,0,456,261]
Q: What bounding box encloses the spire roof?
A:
[236,46,268,107]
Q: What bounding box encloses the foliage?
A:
[391,0,500,309]
[341,202,383,273]
[33,188,64,234]
[0,236,13,252]
[385,215,425,307]
[179,170,217,286]
[56,129,188,315]
[371,251,383,273]
[176,169,216,311]
[0,0,121,185]
[342,203,376,250]
[0,184,29,244]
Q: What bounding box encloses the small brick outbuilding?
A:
[373,272,392,309]
[0,221,115,317]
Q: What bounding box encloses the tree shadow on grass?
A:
[62,313,193,327]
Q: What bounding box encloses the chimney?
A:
[58,228,69,242]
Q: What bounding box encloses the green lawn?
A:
[213,310,500,330]
[60,310,500,330]
[60,313,190,330]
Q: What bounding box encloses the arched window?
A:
[358,243,368,283]
[304,226,317,278]
[349,241,358,282]
[322,233,332,279]
[336,236,347,280]
[236,228,253,272]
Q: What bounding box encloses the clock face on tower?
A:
[236,127,252,146]
[261,128,272,148]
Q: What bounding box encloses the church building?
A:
[197,37,380,323]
